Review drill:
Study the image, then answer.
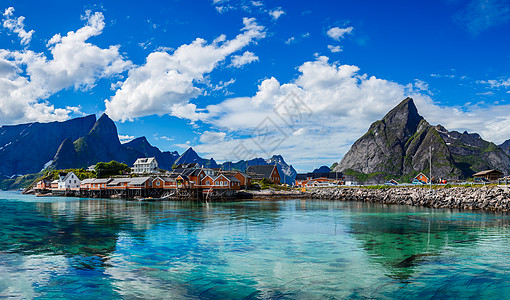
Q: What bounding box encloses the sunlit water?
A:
[1,191,510,299]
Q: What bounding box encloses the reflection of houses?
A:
[473,169,503,181]
[413,173,429,184]
[295,172,344,187]
[247,165,281,184]
[133,157,159,174]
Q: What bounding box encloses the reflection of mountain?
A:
[345,203,482,281]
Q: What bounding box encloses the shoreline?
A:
[304,185,510,211]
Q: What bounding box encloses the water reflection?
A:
[2,193,510,298]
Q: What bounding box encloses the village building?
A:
[57,172,81,190]
[247,165,281,184]
[34,179,52,191]
[133,157,159,174]
[220,170,251,189]
[473,169,504,181]
[413,173,429,184]
[295,172,344,187]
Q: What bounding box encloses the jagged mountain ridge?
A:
[334,97,510,181]
[0,115,96,177]
[52,114,180,170]
[173,147,219,169]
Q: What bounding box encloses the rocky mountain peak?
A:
[380,97,423,140]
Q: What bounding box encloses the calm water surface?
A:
[1,191,510,299]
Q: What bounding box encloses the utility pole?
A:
[429,146,432,190]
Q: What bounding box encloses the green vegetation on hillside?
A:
[95,161,131,178]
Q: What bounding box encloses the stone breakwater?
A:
[306,186,510,211]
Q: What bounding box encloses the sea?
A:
[1,190,510,299]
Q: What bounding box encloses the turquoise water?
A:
[1,192,510,299]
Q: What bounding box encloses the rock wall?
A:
[306,186,510,211]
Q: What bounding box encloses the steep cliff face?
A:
[0,115,96,177]
[334,98,510,180]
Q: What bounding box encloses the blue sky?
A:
[1,0,510,171]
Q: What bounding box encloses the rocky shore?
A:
[305,186,510,211]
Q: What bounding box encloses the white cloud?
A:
[327,45,342,53]
[230,51,259,67]
[200,131,227,143]
[285,37,296,44]
[269,8,285,20]
[327,26,353,41]
[2,7,34,46]
[478,78,510,88]
[105,18,265,122]
[119,135,136,143]
[0,10,131,125]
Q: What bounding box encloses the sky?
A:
[1,0,510,172]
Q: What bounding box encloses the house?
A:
[127,177,153,189]
[220,171,251,189]
[413,173,429,184]
[133,157,159,174]
[57,172,81,190]
[473,169,504,181]
[385,179,399,186]
[35,179,52,191]
[247,165,281,184]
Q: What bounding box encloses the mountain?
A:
[220,155,297,184]
[0,115,96,177]
[334,97,510,182]
[173,147,219,168]
[52,114,180,170]
[500,140,510,156]
[124,137,179,171]
[313,166,331,173]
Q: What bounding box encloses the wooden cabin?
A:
[414,173,429,184]
[247,165,281,184]
[473,169,504,181]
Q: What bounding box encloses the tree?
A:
[95,161,131,178]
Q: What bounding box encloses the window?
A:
[206,180,210,185]
[156,181,160,186]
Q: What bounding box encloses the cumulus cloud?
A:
[269,8,285,20]
[230,51,259,67]
[200,131,227,143]
[2,7,34,46]
[478,78,510,88]
[328,45,342,53]
[326,26,353,41]
[105,18,265,122]
[0,10,131,125]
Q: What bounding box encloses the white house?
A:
[133,157,159,174]
[57,172,81,190]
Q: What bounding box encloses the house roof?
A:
[473,169,503,176]
[247,165,277,179]
[128,177,152,185]
[223,175,241,183]
[107,178,132,186]
[81,178,95,184]
[134,157,157,165]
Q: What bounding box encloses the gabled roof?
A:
[128,177,152,185]
[134,157,157,165]
[108,178,132,186]
[473,169,503,176]
[223,175,241,183]
[247,165,277,179]
[155,176,176,183]
[81,178,95,184]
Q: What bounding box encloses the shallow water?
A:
[1,191,510,299]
